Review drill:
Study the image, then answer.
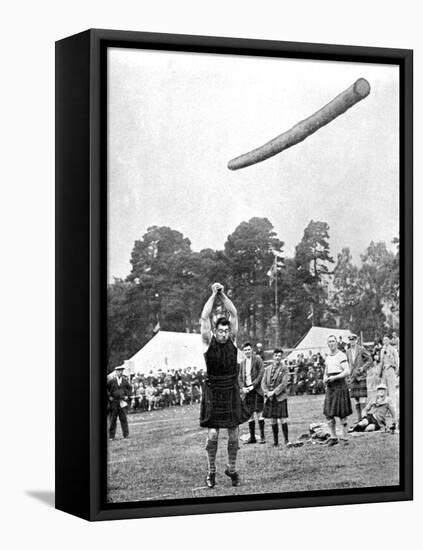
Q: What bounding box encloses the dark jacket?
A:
[346,345,372,382]
[261,363,289,402]
[107,375,132,401]
[238,355,264,396]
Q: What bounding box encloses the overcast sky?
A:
[108,47,399,282]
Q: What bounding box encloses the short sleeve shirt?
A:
[326,351,348,375]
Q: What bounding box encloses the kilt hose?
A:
[324,378,352,419]
[349,377,368,399]
[262,397,288,419]
[244,389,264,415]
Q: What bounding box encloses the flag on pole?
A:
[307,304,314,321]
[267,250,284,286]
[153,321,160,334]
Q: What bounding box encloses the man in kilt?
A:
[346,333,372,424]
[261,349,290,447]
[239,342,266,444]
[200,283,249,488]
[323,335,352,446]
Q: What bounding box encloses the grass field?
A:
[107,395,399,503]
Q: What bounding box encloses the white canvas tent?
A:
[127,331,205,375]
[285,326,352,362]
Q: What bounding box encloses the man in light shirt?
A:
[239,342,265,443]
[379,335,399,413]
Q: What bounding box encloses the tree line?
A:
[108,217,399,371]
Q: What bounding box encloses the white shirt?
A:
[326,351,348,375]
[245,357,252,387]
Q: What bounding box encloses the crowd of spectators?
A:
[127,366,206,412]
[120,332,399,414]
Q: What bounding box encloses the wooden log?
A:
[228,78,370,171]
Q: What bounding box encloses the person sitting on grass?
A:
[349,384,397,433]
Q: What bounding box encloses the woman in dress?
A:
[323,335,352,446]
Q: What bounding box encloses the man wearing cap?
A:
[107,365,132,440]
[346,333,372,423]
[349,383,397,433]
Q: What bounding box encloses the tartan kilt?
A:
[200,379,250,429]
[324,378,352,419]
[244,389,264,414]
[349,377,368,399]
[262,397,288,419]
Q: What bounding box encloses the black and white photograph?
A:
[106,46,401,504]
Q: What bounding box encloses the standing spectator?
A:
[239,342,266,444]
[323,335,352,446]
[255,342,265,361]
[288,362,296,396]
[346,333,372,423]
[262,349,290,447]
[337,336,346,353]
[379,335,399,413]
[107,365,132,440]
[390,331,400,351]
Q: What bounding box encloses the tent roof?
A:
[285,326,352,362]
[126,331,205,375]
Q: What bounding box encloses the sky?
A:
[108,48,399,282]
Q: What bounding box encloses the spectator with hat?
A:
[346,333,373,424]
[107,365,132,440]
[349,383,397,432]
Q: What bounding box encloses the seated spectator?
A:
[349,384,396,432]
[305,366,318,394]
[295,369,307,395]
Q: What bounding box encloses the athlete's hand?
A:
[211,282,223,295]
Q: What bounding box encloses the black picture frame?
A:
[55,28,413,521]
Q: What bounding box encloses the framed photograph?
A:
[55,29,413,521]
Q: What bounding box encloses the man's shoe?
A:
[259,438,266,444]
[245,437,257,444]
[327,437,339,447]
[224,467,240,487]
[205,472,216,488]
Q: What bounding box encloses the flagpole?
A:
[275,259,279,347]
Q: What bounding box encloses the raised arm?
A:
[200,285,218,349]
[219,291,238,340]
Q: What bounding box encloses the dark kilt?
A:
[245,389,264,414]
[349,377,367,399]
[324,378,352,419]
[263,397,288,419]
[200,374,250,429]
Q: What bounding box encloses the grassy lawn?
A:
[107,395,399,503]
